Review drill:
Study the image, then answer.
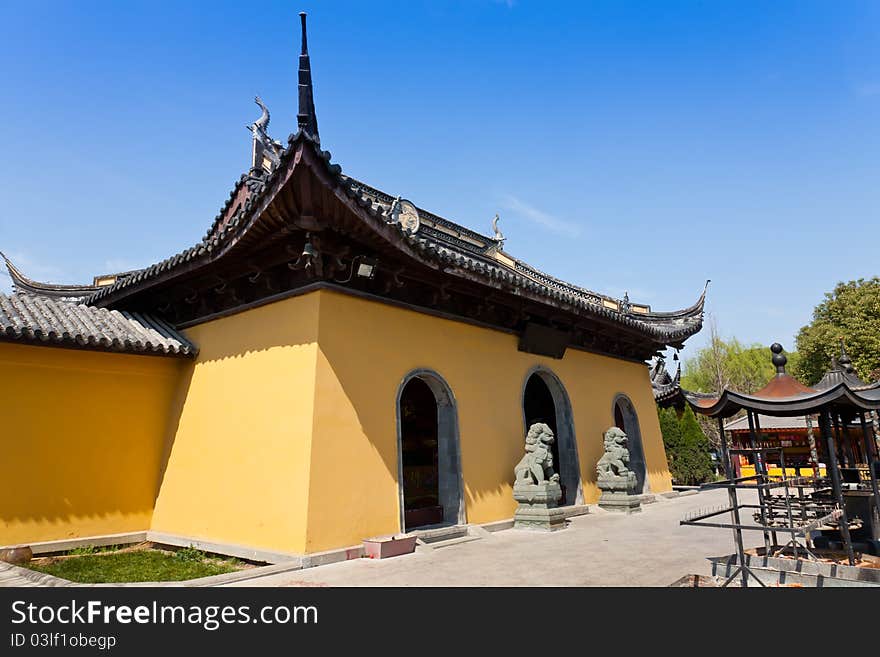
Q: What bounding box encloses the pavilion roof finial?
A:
[770,342,787,376]
[296,12,319,143]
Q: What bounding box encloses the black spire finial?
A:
[838,337,855,374]
[770,342,787,375]
[297,12,319,142]
[300,11,308,54]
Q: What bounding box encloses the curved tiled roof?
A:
[83,131,705,346]
[1,252,101,300]
[0,292,195,357]
[3,14,706,359]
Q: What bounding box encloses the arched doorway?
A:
[396,371,464,531]
[613,394,648,493]
[522,368,582,506]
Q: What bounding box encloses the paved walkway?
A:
[0,563,69,587]
[229,488,758,587]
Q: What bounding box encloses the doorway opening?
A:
[613,394,648,493]
[397,371,463,531]
[522,369,582,506]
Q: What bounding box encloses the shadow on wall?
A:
[175,295,320,364]
[314,304,526,529]
[153,361,196,510]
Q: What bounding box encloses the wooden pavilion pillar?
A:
[819,409,855,565]
[746,410,772,553]
[717,417,749,588]
[752,413,780,547]
[858,412,880,539]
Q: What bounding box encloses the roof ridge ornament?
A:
[296,12,320,143]
[387,196,401,225]
[491,213,505,249]
[247,96,281,171]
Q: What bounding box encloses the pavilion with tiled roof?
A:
[669,343,880,564]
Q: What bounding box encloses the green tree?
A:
[679,319,802,449]
[681,319,798,395]
[794,278,880,385]
[656,406,714,486]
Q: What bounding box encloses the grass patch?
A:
[28,548,242,583]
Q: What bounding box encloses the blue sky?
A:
[1,1,877,358]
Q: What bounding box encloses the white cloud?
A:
[499,194,582,238]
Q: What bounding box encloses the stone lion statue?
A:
[596,427,632,480]
[514,422,560,485]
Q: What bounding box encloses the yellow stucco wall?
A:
[0,343,181,545]
[149,293,320,555]
[3,287,672,556]
[306,289,672,553]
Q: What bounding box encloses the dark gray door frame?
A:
[395,369,466,531]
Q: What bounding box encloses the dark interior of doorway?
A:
[400,377,443,530]
[614,404,626,438]
[614,399,647,493]
[523,375,565,501]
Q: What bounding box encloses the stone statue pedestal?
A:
[513,481,567,531]
[597,472,642,514]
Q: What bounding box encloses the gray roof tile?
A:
[0,293,195,357]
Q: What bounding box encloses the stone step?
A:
[411,525,470,544]
[422,535,482,550]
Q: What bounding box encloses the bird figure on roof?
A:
[492,213,505,248]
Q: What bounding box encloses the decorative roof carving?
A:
[247,96,282,171]
[491,214,505,249]
[388,198,421,235]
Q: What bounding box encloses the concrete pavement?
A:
[228,487,759,587]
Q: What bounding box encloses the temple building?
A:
[1,14,706,560]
